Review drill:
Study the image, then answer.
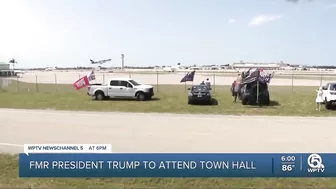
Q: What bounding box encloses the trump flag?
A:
[180,71,195,82]
[73,71,96,90]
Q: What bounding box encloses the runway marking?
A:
[0,143,23,147]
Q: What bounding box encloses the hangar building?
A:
[0,62,15,77]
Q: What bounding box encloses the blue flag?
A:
[180,71,195,82]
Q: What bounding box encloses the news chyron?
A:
[19,145,333,177]
[23,144,112,155]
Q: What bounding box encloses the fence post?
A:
[78,74,80,79]
[291,70,294,93]
[213,71,216,92]
[35,75,39,93]
[156,71,159,92]
[17,76,19,92]
[0,79,2,92]
[54,73,57,92]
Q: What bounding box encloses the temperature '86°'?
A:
[282,164,295,172]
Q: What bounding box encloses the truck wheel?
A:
[325,102,332,110]
[242,98,248,105]
[95,91,104,100]
[137,92,145,101]
[188,100,192,105]
[208,99,213,105]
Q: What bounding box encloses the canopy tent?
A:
[241,68,274,85]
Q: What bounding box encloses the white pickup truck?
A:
[87,78,154,101]
[322,82,336,109]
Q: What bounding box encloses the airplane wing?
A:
[100,59,112,63]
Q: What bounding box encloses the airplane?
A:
[14,70,26,74]
[45,67,57,71]
[163,63,181,72]
[90,59,112,64]
[14,70,26,77]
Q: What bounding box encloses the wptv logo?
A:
[307,153,325,173]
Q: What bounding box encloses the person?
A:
[236,74,242,82]
[315,87,324,111]
[205,78,211,88]
[230,81,236,100]
[231,79,241,103]
[236,74,242,99]
[200,81,205,85]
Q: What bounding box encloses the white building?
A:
[0,62,15,76]
[232,61,288,70]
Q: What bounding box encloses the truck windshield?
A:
[128,80,140,86]
[192,86,208,91]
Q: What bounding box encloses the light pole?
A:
[121,54,124,69]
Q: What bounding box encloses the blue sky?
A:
[0,0,335,68]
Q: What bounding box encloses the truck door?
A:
[119,80,134,97]
[108,80,119,97]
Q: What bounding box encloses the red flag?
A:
[73,75,89,90]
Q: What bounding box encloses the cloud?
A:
[248,15,283,27]
[60,29,69,34]
[228,18,236,24]
[286,0,299,3]
[286,0,313,3]
[327,4,336,9]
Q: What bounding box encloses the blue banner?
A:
[19,153,336,177]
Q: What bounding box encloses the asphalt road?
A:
[1,108,335,154]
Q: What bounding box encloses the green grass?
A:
[1,82,335,188]
[1,154,336,189]
[0,80,333,116]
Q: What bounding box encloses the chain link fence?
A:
[0,71,335,93]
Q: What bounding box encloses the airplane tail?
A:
[90,59,94,63]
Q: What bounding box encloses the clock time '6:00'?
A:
[281,156,296,162]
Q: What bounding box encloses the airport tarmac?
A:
[13,71,333,86]
[1,108,335,154]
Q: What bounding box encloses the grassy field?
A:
[1,81,336,188]
[2,154,336,189]
[0,80,334,116]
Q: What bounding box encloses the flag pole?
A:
[184,71,188,92]
[256,80,259,104]
[185,81,187,92]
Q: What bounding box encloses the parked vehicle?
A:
[240,82,270,105]
[87,78,154,101]
[187,85,212,105]
[321,82,336,109]
[240,68,271,105]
